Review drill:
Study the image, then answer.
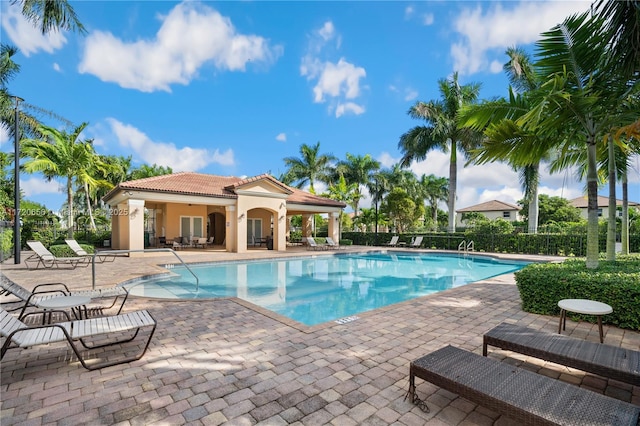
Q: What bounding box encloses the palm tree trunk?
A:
[448,142,457,233]
[528,163,540,234]
[606,135,616,261]
[66,178,74,238]
[84,182,97,231]
[586,139,599,269]
[621,168,629,255]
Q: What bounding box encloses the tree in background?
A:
[15,0,85,34]
[282,142,336,194]
[335,153,380,217]
[519,195,582,226]
[21,123,105,237]
[399,72,484,233]
[417,174,448,231]
[381,188,424,233]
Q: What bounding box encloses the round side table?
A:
[558,299,613,343]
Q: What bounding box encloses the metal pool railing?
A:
[91,248,199,291]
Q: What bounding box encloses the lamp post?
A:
[13,96,23,264]
[374,178,379,246]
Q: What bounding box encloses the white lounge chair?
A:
[0,274,129,320]
[0,307,156,370]
[65,239,116,263]
[306,237,328,251]
[386,236,400,247]
[325,237,345,250]
[409,236,423,248]
[25,241,89,270]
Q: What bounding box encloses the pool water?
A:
[125,252,530,326]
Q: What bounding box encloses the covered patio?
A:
[102,173,346,254]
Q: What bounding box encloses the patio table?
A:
[558,299,613,343]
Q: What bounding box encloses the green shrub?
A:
[340,239,353,246]
[515,254,640,330]
[49,243,95,258]
[0,229,13,261]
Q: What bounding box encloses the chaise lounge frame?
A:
[1,274,129,320]
[409,345,640,425]
[483,322,640,386]
[25,240,88,270]
[1,308,156,370]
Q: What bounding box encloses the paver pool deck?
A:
[1,246,639,425]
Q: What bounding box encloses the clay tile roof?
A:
[456,199,520,213]
[103,172,346,208]
[569,195,640,208]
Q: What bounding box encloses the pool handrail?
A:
[92,248,199,291]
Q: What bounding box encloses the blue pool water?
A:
[125,252,530,326]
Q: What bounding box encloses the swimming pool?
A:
[125,252,531,326]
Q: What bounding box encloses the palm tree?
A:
[15,0,86,34]
[21,123,102,237]
[399,72,483,233]
[282,142,337,194]
[417,174,448,231]
[460,48,554,234]
[522,12,636,269]
[324,174,358,237]
[335,153,380,217]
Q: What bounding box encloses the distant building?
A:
[568,196,640,220]
[456,200,521,227]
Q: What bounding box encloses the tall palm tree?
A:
[399,72,483,233]
[21,123,102,237]
[522,12,636,269]
[335,153,380,217]
[282,142,336,194]
[417,174,448,231]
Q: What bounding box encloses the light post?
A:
[374,178,379,246]
[13,96,23,264]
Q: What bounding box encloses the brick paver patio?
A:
[1,247,638,425]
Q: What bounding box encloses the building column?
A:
[225,205,240,253]
[328,212,340,243]
[126,199,145,257]
[302,214,313,242]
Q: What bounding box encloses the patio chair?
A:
[306,237,328,251]
[25,241,89,270]
[408,345,640,425]
[172,240,184,250]
[0,307,156,370]
[483,322,640,386]
[386,236,400,247]
[408,236,423,248]
[325,237,345,250]
[65,239,116,263]
[0,274,129,320]
[195,237,208,248]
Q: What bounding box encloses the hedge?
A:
[515,254,640,331]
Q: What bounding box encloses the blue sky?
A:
[1,0,638,214]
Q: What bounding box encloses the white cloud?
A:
[422,13,434,26]
[335,102,365,118]
[105,118,234,170]
[53,63,61,72]
[21,177,61,197]
[0,3,67,57]
[301,22,366,118]
[404,6,414,20]
[404,89,418,101]
[78,2,283,92]
[378,152,400,169]
[275,133,286,142]
[451,1,590,75]
[0,126,9,145]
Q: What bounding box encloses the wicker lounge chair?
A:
[483,322,640,386]
[25,240,89,269]
[1,307,156,370]
[408,345,640,425]
[65,239,116,263]
[0,274,129,320]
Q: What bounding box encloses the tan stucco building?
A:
[102,172,346,254]
[569,195,640,220]
[455,200,522,227]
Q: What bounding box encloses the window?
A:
[247,218,263,245]
[180,216,203,238]
[597,208,603,217]
[503,211,511,219]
